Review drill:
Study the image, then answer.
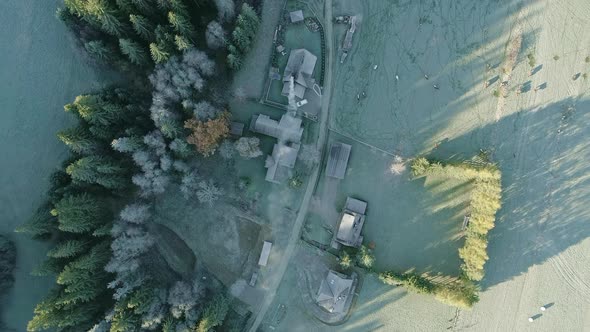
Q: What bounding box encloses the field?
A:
[0,0,118,329]
[260,0,590,330]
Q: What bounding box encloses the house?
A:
[332,197,367,248]
[289,10,304,23]
[230,121,244,136]
[325,142,351,179]
[282,49,317,100]
[316,270,356,314]
[250,114,303,143]
[250,113,304,183]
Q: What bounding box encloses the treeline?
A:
[411,157,502,282]
[379,271,479,309]
[0,235,17,330]
[58,0,259,71]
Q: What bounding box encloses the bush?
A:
[0,235,16,294]
[356,245,375,269]
[339,251,352,269]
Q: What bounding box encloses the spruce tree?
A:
[85,40,114,62]
[196,295,230,332]
[129,14,154,41]
[53,194,106,234]
[15,205,56,238]
[149,43,170,63]
[119,38,149,65]
[47,240,89,258]
[227,52,242,70]
[174,35,190,51]
[66,156,128,189]
[168,11,193,37]
[57,126,100,154]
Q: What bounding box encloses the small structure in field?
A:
[230,121,244,136]
[325,142,351,179]
[316,270,357,314]
[258,241,273,267]
[332,197,367,249]
[289,10,304,23]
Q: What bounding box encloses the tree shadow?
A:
[430,97,590,289]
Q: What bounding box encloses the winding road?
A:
[247,0,334,330]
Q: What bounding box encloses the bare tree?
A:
[196,179,223,205]
[206,21,227,49]
[235,137,262,159]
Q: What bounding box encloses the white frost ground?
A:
[264,0,590,331]
[0,0,115,329]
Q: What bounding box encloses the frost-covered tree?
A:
[205,21,226,49]
[167,281,200,319]
[298,144,320,168]
[140,288,167,330]
[169,138,192,158]
[235,137,262,159]
[196,180,223,205]
[119,203,150,224]
[112,136,143,153]
[192,101,220,121]
[218,140,234,160]
[180,171,200,199]
[214,0,235,22]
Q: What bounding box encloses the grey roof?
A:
[251,114,303,143]
[258,241,272,266]
[326,143,351,179]
[282,49,317,99]
[230,121,244,136]
[265,142,300,183]
[290,10,304,23]
[316,270,354,314]
[335,197,367,248]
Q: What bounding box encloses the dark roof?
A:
[326,143,351,179]
[282,49,317,99]
[316,270,354,314]
[230,121,244,136]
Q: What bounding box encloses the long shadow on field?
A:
[429,97,590,289]
[331,0,541,155]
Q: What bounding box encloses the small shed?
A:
[230,121,244,136]
[258,241,273,267]
[326,142,352,179]
[289,10,304,23]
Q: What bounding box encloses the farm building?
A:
[325,142,351,179]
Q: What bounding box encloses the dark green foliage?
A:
[15,204,57,238]
[47,239,90,258]
[66,156,129,189]
[196,295,230,332]
[53,194,108,234]
[168,11,194,37]
[57,126,101,154]
[150,42,170,63]
[227,4,260,70]
[84,40,114,62]
[31,257,66,277]
[119,38,150,65]
[0,235,16,294]
[129,14,154,40]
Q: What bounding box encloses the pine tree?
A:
[15,205,56,238]
[129,14,154,41]
[66,156,128,189]
[149,43,170,64]
[132,0,155,14]
[116,0,136,14]
[119,38,149,65]
[54,194,106,234]
[174,35,190,51]
[47,240,89,258]
[57,126,100,154]
[196,295,230,332]
[168,11,193,37]
[85,0,126,37]
[85,40,114,62]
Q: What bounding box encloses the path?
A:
[247,0,334,330]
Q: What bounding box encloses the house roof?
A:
[251,114,303,143]
[289,10,304,23]
[326,142,351,179]
[282,49,317,99]
[316,270,354,314]
[335,197,367,248]
[265,142,300,183]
